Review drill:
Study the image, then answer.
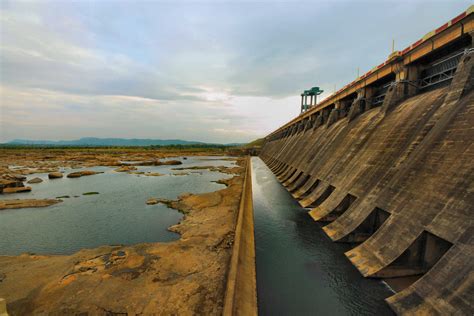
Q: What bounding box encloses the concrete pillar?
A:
[314,114,323,129]
[348,88,367,121]
[365,86,376,109]
[406,64,421,97]
[382,62,408,113]
[326,108,339,127]
[301,94,304,112]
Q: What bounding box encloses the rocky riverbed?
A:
[0,149,246,315]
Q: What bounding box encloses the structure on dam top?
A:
[260,5,473,315]
[301,87,324,113]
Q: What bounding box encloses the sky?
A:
[0,0,471,143]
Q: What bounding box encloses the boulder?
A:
[27,177,43,184]
[48,172,63,179]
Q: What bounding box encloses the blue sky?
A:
[0,0,470,143]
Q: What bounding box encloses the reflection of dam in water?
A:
[251,157,394,315]
[256,6,474,314]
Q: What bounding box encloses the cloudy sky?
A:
[0,0,470,143]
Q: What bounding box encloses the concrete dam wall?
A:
[259,9,473,315]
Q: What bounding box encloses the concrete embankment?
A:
[259,14,474,315]
[223,157,258,316]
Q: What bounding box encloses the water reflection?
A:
[0,156,235,255]
[252,157,394,315]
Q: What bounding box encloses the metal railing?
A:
[418,49,471,90]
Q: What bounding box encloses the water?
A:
[0,156,235,255]
[251,157,394,315]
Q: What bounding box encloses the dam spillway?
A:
[258,7,473,315]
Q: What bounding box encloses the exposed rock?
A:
[67,172,82,178]
[82,192,99,195]
[3,174,27,182]
[0,179,24,193]
[80,170,103,176]
[3,186,32,194]
[56,195,70,199]
[135,160,182,166]
[172,172,189,176]
[67,170,102,178]
[48,172,63,179]
[0,199,62,210]
[144,172,163,177]
[146,198,158,205]
[27,177,43,184]
[160,160,182,165]
[146,197,177,207]
[114,166,137,172]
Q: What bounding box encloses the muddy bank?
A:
[0,157,246,315]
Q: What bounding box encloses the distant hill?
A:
[6,137,214,147]
[242,138,265,148]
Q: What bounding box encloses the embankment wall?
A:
[223,157,257,316]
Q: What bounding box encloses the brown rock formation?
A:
[48,172,63,179]
[0,199,61,210]
[27,177,43,184]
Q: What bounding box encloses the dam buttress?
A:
[259,7,474,315]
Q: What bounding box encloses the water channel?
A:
[251,157,394,315]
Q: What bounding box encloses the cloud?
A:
[1,0,472,143]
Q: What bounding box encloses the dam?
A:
[257,6,473,315]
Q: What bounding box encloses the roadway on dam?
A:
[251,157,394,315]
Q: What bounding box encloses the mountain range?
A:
[5,137,242,147]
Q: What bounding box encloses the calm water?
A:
[251,157,394,315]
[0,156,235,255]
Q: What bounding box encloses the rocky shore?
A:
[0,150,246,315]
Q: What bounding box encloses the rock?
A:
[79,170,102,176]
[173,172,189,176]
[146,198,175,207]
[56,195,70,199]
[146,198,158,205]
[0,179,23,190]
[67,170,102,178]
[27,177,43,184]
[136,160,182,166]
[3,186,32,194]
[160,160,182,166]
[3,174,27,182]
[0,199,61,209]
[82,192,99,195]
[48,172,63,179]
[67,172,82,178]
[144,172,163,177]
[114,166,137,172]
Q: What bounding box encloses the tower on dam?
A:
[260,5,474,315]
